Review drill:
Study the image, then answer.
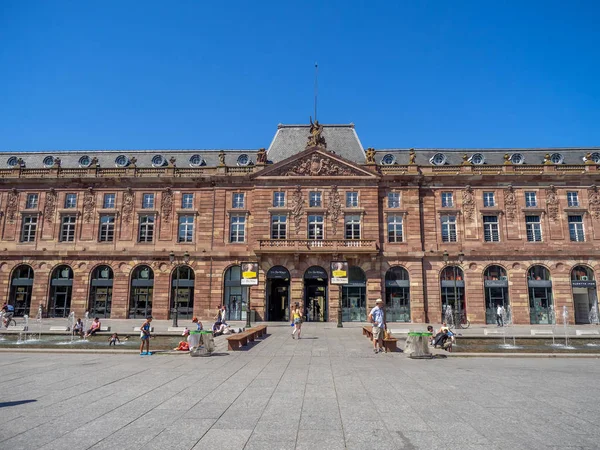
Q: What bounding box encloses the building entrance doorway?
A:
[304,266,328,322]
[49,265,73,318]
[342,266,366,322]
[266,266,290,321]
[484,265,509,324]
[571,265,597,324]
[528,265,553,324]
[9,265,34,317]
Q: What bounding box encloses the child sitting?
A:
[108,333,120,346]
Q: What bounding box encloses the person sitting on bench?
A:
[85,318,102,338]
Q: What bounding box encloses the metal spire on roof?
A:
[314,62,318,121]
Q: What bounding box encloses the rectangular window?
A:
[309,192,322,207]
[441,192,454,208]
[567,191,579,207]
[99,215,115,242]
[483,192,495,207]
[229,215,246,243]
[387,214,403,243]
[441,215,457,242]
[525,191,537,207]
[387,192,400,208]
[178,215,194,243]
[346,192,358,208]
[26,194,38,209]
[345,215,361,239]
[271,215,287,239]
[20,216,38,242]
[232,193,245,209]
[525,215,542,242]
[103,193,116,209]
[483,215,500,242]
[142,193,155,209]
[308,215,324,240]
[60,215,77,242]
[273,191,285,207]
[138,215,155,242]
[569,215,585,242]
[181,193,194,209]
[64,193,77,209]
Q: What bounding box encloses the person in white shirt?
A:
[367,299,386,354]
[496,304,504,327]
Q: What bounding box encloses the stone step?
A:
[575,329,600,336]
[484,329,506,335]
[531,330,554,336]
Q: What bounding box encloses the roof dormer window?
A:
[43,156,55,168]
[237,154,250,166]
[430,153,447,166]
[189,154,204,167]
[550,153,564,164]
[115,155,130,167]
[469,153,485,165]
[381,154,396,165]
[7,156,18,168]
[78,155,92,168]
[510,153,524,165]
[151,155,166,167]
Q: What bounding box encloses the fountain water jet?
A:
[67,312,75,343]
[589,301,599,325]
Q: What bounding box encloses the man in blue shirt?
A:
[1,303,14,328]
[368,298,386,354]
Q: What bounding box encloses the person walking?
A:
[368,298,386,354]
[140,316,152,355]
[291,302,302,339]
[496,304,504,327]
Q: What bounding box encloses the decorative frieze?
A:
[462,185,475,222]
[82,188,95,224]
[546,185,559,222]
[286,153,352,176]
[43,189,57,223]
[6,189,18,224]
[503,185,517,220]
[328,186,342,234]
[122,189,135,223]
[589,185,600,220]
[290,186,303,233]
[161,188,173,223]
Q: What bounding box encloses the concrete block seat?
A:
[576,329,600,336]
[484,329,506,335]
[531,329,554,336]
[49,326,69,331]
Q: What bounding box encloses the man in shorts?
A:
[368,298,386,354]
[1,303,14,328]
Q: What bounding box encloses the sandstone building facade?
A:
[1,123,599,325]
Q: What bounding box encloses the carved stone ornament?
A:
[503,185,517,221]
[290,186,304,234]
[328,186,342,234]
[168,157,176,167]
[218,151,226,166]
[83,188,95,224]
[286,153,352,177]
[409,149,416,165]
[462,185,475,222]
[256,148,267,164]
[545,185,559,222]
[43,189,57,223]
[588,185,600,220]
[161,188,174,223]
[307,117,326,149]
[365,148,376,164]
[6,189,18,224]
[122,189,135,223]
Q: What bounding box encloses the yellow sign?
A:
[332,270,347,278]
[243,271,257,279]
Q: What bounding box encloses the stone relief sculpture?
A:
[122,189,135,223]
[286,153,352,176]
[588,185,600,220]
[462,185,475,222]
[503,185,517,220]
[43,189,57,223]
[409,149,416,165]
[546,185,559,221]
[328,185,342,234]
[290,185,304,234]
[82,188,96,224]
[307,117,326,149]
[5,189,18,224]
[365,148,376,164]
[256,148,267,164]
[161,188,174,223]
[218,151,226,166]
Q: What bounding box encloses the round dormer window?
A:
[7,156,19,168]
[237,154,250,166]
[115,155,130,167]
[550,153,564,164]
[430,153,447,166]
[469,153,485,165]
[381,154,396,165]
[510,153,524,165]
[591,152,600,164]
[189,154,204,167]
[151,155,166,167]
[43,156,55,168]
[78,155,92,168]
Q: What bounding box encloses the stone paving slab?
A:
[1,323,600,449]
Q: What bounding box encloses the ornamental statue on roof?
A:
[307,116,326,149]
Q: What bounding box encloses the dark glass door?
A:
[129,287,153,318]
[50,286,72,318]
[529,287,553,324]
[485,287,509,324]
[304,281,327,322]
[89,286,112,318]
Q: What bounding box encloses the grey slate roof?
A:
[267,124,366,164]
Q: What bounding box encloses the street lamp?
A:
[442,250,465,325]
[169,251,191,327]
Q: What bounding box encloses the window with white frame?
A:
[64,193,77,209]
[273,191,285,207]
[308,215,324,240]
[441,192,454,208]
[345,215,361,239]
[103,193,116,209]
[525,215,542,242]
[60,215,77,242]
[138,215,155,242]
[98,215,115,242]
[232,193,245,209]
[178,215,194,243]
[142,193,155,209]
[26,194,38,209]
[441,215,457,242]
[229,215,246,243]
[568,215,585,242]
[387,192,400,208]
[525,191,537,207]
[483,216,500,242]
[483,192,495,207]
[346,192,358,208]
[271,215,287,239]
[567,191,579,207]
[309,192,322,207]
[181,193,194,209]
[20,216,38,242]
[387,214,403,243]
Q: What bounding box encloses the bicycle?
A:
[2,316,17,328]
[449,312,470,329]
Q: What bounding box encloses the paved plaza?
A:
[1,324,599,450]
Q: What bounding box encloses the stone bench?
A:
[484,329,506,335]
[50,326,69,331]
[363,326,398,352]
[362,326,373,339]
[226,330,253,350]
[531,330,554,336]
[576,329,600,336]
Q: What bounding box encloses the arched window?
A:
[483,265,509,324]
[89,265,114,318]
[385,266,410,322]
[129,265,154,318]
[571,265,594,281]
[484,265,507,281]
[528,265,550,281]
[49,265,73,318]
[440,266,465,321]
[10,264,34,316]
[528,265,553,324]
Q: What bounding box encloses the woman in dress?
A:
[291,302,302,339]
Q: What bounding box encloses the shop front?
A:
[571,265,597,324]
[484,265,509,324]
[528,265,553,324]
[304,266,328,322]
[266,265,290,321]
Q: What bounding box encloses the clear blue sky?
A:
[1,1,599,151]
